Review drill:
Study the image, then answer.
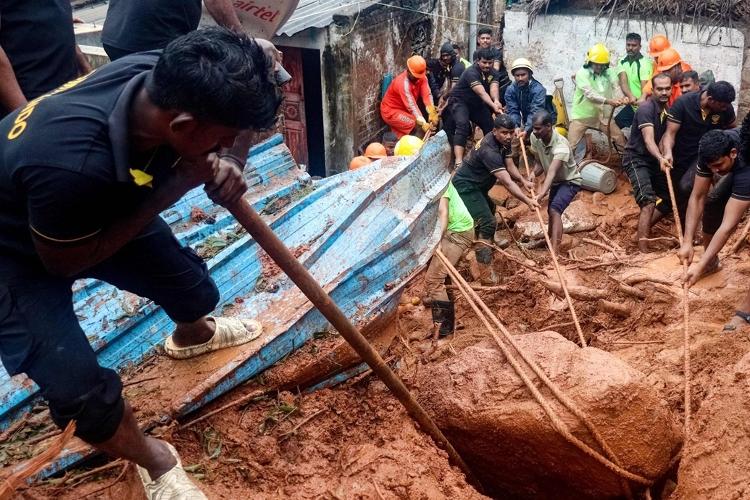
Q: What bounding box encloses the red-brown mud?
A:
[16,173,750,499]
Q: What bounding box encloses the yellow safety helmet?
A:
[510,57,534,74]
[586,43,610,65]
[394,135,424,156]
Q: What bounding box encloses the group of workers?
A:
[0,1,749,496]
[373,31,749,341]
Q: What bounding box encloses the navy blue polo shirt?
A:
[451,63,503,109]
[0,52,179,279]
[0,0,78,109]
[623,98,669,165]
[667,90,736,167]
[102,0,202,54]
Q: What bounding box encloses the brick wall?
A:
[322,0,469,174]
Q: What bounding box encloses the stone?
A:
[416,331,683,499]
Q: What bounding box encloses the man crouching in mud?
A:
[0,28,281,498]
[680,115,750,333]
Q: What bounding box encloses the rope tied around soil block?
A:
[435,249,653,491]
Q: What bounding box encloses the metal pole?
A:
[468,0,478,60]
[227,199,480,487]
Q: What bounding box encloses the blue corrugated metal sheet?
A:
[1,131,452,478]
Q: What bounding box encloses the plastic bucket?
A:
[579,160,617,194]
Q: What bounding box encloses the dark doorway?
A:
[301,48,325,177]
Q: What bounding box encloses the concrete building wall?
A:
[503,10,745,112]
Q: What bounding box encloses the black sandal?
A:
[723,310,750,332]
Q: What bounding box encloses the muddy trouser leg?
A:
[0,276,125,444]
[425,229,476,303]
[624,159,663,209]
[566,120,589,152]
[442,107,457,147]
[650,166,673,215]
[470,106,494,136]
[452,102,473,148]
[453,182,497,241]
[702,173,735,235]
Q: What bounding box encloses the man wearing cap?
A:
[614,33,654,128]
[567,43,628,153]
[0,28,281,499]
[504,58,548,134]
[453,114,538,283]
[380,55,438,138]
[449,48,504,167]
[661,81,736,222]
[427,43,466,103]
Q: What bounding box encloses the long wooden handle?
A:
[227,198,478,486]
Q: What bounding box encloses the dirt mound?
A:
[674,350,750,499]
[415,331,683,499]
[25,383,485,500]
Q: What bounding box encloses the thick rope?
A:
[518,139,587,347]
[664,168,692,440]
[0,421,76,499]
[435,250,651,488]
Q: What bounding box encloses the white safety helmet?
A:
[510,57,534,75]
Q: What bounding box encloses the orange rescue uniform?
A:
[380,70,434,138]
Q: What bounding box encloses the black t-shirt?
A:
[0,52,179,279]
[451,63,503,108]
[427,58,465,100]
[454,133,507,189]
[696,129,750,201]
[102,0,202,53]
[472,48,510,101]
[623,99,669,164]
[0,0,78,106]
[667,90,736,166]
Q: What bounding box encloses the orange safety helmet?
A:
[406,55,427,79]
[656,47,683,72]
[364,142,388,159]
[648,34,671,59]
[349,155,372,171]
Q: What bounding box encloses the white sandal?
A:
[164,316,262,359]
[137,441,207,500]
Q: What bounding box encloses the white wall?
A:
[503,10,744,109]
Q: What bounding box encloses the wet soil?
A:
[16,173,750,499]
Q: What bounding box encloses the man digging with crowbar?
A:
[0,28,283,499]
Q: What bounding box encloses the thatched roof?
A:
[527,0,750,31]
